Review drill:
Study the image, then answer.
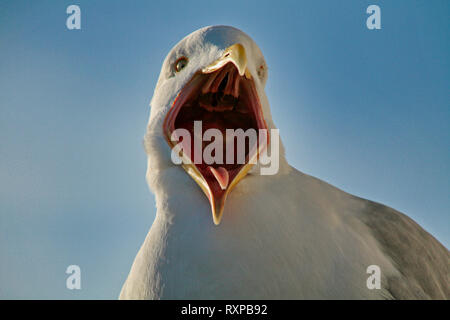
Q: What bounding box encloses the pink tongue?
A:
[208,166,229,190]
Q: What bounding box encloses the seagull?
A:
[119,26,449,299]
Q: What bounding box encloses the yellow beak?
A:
[202,43,252,79]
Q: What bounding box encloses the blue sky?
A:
[0,0,448,299]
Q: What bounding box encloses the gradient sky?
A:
[0,0,448,299]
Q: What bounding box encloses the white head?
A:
[144,25,287,225]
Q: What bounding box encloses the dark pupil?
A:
[177,60,186,70]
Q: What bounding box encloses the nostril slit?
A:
[218,72,228,92]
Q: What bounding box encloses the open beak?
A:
[202,43,253,79]
[163,43,268,225]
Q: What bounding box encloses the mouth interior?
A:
[165,63,264,198]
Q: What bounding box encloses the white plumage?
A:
[120,26,449,299]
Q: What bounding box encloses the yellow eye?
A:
[174,57,188,72]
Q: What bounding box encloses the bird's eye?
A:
[174,57,188,72]
[257,65,265,78]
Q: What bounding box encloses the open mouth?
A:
[163,47,268,224]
